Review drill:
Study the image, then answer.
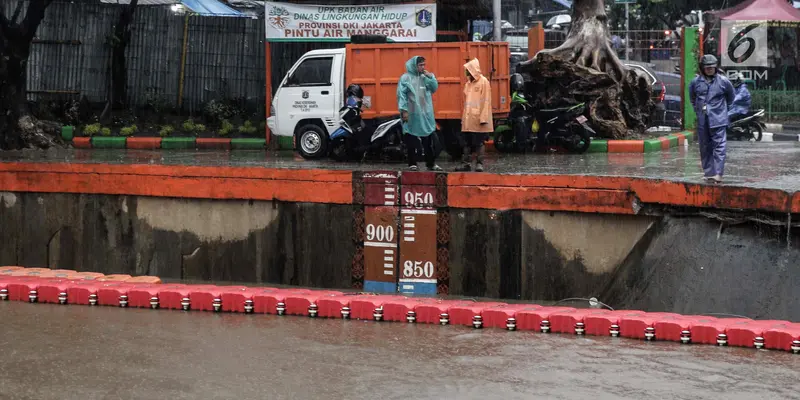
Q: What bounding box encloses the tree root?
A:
[16,115,62,149]
[521,53,652,139]
[519,17,653,139]
[538,20,628,83]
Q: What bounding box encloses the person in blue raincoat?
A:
[690,55,735,183]
[397,56,442,171]
[727,72,751,122]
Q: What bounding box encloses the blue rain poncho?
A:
[397,56,438,137]
[728,84,752,117]
[690,73,735,129]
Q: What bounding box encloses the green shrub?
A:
[203,99,241,123]
[83,123,102,136]
[120,125,138,136]
[182,119,206,134]
[159,125,174,137]
[182,119,196,132]
[218,119,234,136]
[100,127,112,136]
[238,120,257,135]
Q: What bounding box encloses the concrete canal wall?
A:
[1,162,799,320]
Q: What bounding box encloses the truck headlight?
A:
[270,105,276,117]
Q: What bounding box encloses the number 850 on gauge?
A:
[402,260,434,279]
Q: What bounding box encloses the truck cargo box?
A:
[345,42,511,120]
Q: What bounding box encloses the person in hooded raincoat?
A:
[727,72,751,122]
[397,56,442,171]
[690,54,735,183]
[456,58,493,172]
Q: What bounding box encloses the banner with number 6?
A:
[720,20,768,68]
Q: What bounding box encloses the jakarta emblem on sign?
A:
[265,2,437,42]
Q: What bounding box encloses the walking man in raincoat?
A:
[397,56,442,171]
[456,58,493,172]
[690,55,735,183]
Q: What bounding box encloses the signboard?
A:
[362,171,400,293]
[265,2,437,42]
[398,209,438,292]
[364,207,398,287]
[720,20,768,68]
[397,173,438,295]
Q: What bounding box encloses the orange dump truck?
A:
[267,41,510,158]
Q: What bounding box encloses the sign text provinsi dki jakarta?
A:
[265,2,437,42]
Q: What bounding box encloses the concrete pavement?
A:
[2,141,800,192]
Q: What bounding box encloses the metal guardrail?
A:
[542,29,680,73]
[752,89,800,119]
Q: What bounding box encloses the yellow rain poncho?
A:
[461,58,493,133]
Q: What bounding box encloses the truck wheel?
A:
[296,124,328,159]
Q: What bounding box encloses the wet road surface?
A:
[2,141,800,191]
[1,301,798,400]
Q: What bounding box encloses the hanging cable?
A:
[552,297,615,311]
[700,312,753,320]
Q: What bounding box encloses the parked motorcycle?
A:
[330,84,442,162]
[329,97,405,161]
[727,109,765,142]
[494,73,595,154]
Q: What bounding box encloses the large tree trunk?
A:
[520,0,653,139]
[0,0,61,150]
[101,0,138,120]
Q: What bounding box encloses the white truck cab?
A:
[267,48,346,158]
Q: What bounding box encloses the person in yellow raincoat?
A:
[456,58,493,172]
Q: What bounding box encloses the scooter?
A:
[329,97,405,161]
[727,109,765,142]
[494,89,533,153]
[495,73,595,154]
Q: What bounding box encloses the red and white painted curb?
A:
[2,267,799,354]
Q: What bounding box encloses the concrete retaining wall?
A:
[3,191,798,320]
[0,192,355,289]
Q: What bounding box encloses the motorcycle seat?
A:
[372,115,402,124]
[537,104,583,118]
[731,110,763,123]
[744,109,764,117]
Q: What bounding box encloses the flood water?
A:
[1,301,798,400]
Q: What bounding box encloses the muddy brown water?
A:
[1,301,798,400]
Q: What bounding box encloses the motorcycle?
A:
[494,73,595,154]
[328,97,407,162]
[727,109,765,142]
[492,87,533,153]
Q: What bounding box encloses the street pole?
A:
[625,3,630,61]
[493,0,502,41]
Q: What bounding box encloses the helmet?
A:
[346,96,360,108]
[700,54,718,68]
[731,72,744,87]
[345,84,363,99]
[510,73,525,93]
